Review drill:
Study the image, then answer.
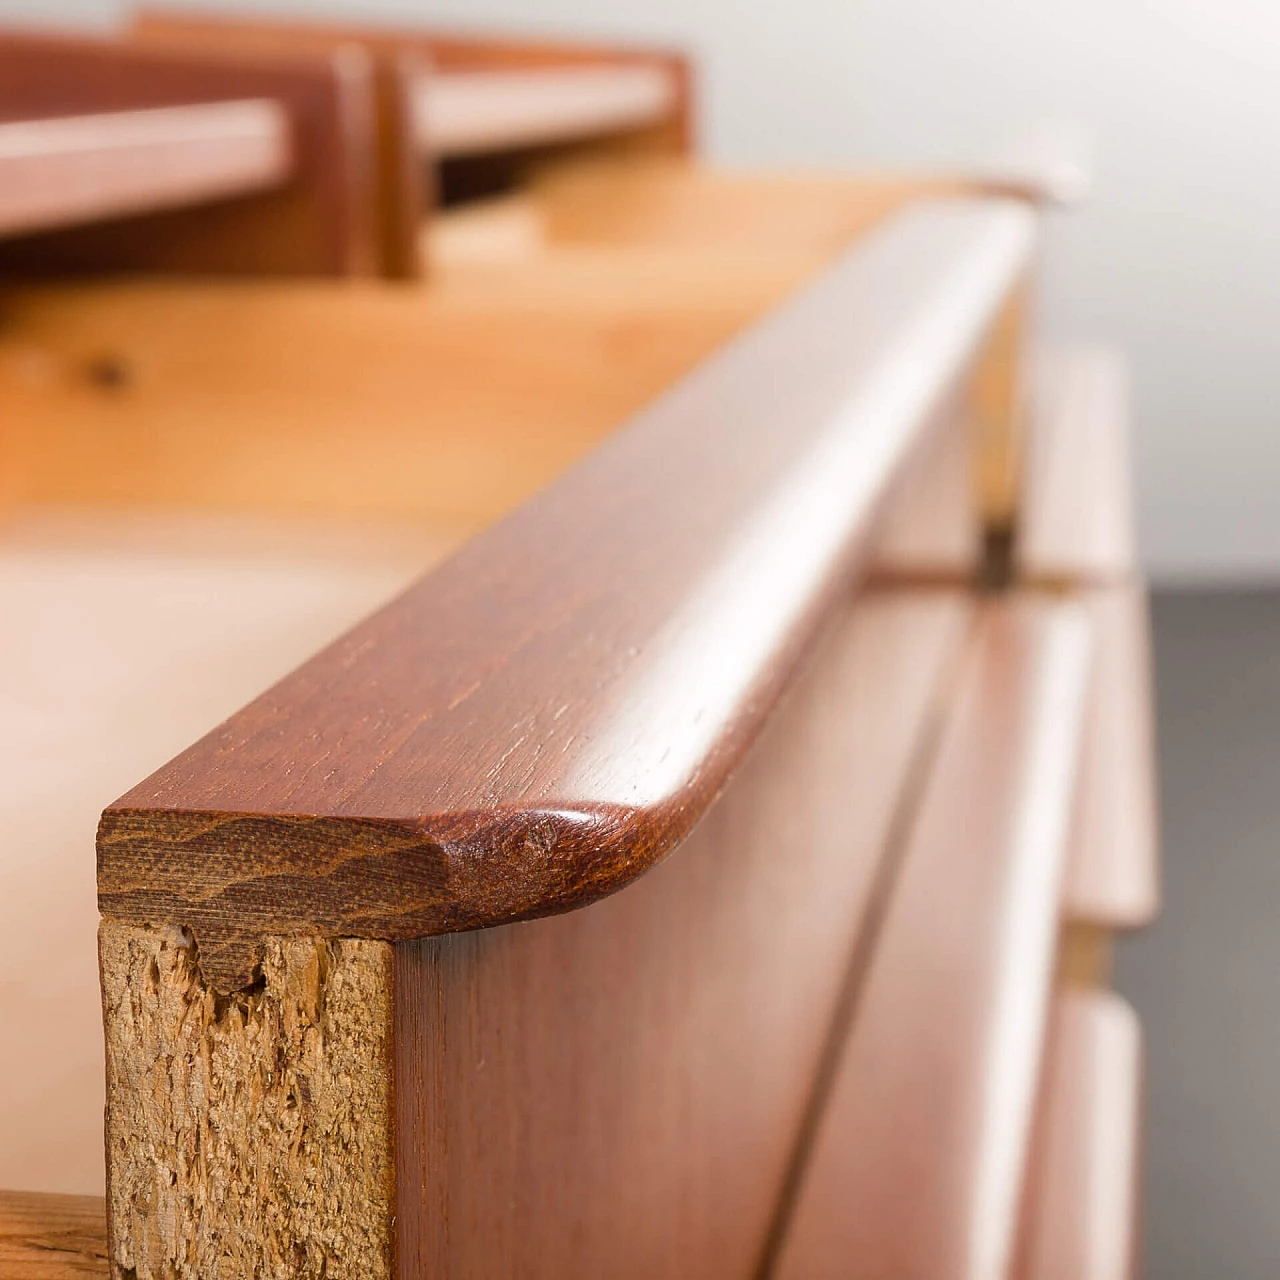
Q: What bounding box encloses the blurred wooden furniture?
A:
[0,30,380,275]
[0,19,1156,1279]
[132,8,692,277]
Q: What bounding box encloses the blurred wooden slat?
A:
[416,65,677,156]
[0,1190,107,1278]
[0,100,291,240]
[1063,586,1160,928]
[0,31,377,276]
[776,597,1092,1280]
[1021,348,1136,582]
[1014,989,1141,1280]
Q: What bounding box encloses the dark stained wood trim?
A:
[0,100,292,240]
[97,197,1036,992]
[0,30,378,276]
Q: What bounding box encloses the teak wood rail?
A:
[98,196,1035,992]
[91,194,1035,1277]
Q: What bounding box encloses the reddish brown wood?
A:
[0,31,377,276]
[95,198,1034,992]
[1013,989,1142,1280]
[775,597,1093,1280]
[393,589,973,1276]
[0,100,292,240]
[132,9,694,276]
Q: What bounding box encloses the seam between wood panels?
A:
[752,598,984,1279]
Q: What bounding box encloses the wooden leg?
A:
[99,922,395,1280]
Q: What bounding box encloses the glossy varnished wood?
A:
[1014,989,1141,1280]
[776,597,1092,1280]
[0,100,291,240]
[0,1190,108,1277]
[0,31,376,276]
[93,198,1035,990]
[1063,586,1159,927]
[394,589,973,1276]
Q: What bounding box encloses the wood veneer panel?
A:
[0,1190,108,1278]
[0,100,291,240]
[1062,585,1159,928]
[1020,347,1135,583]
[776,596,1092,1280]
[1014,989,1142,1280]
[394,589,973,1276]
[92,198,1036,991]
[0,31,377,276]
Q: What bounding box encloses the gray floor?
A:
[1116,589,1280,1278]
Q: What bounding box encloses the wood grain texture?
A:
[0,31,377,276]
[93,198,1036,991]
[100,924,395,1280]
[776,596,1093,1280]
[0,245,828,530]
[1062,586,1159,928]
[0,1190,107,1278]
[1020,347,1136,583]
[393,588,973,1277]
[1014,989,1142,1280]
[0,100,291,240]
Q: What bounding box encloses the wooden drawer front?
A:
[776,597,1092,1280]
[391,589,971,1276]
[1014,990,1142,1280]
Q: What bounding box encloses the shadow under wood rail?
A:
[95,195,1036,993]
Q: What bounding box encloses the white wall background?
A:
[7,0,1280,582]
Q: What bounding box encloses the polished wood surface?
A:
[1020,347,1136,582]
[0,31,376,276]
[0,510,451,1196]
[776,597,1092,1280]
[0,1190,107,1278]
[1063,585,1159,928]
[394,589,972,1277]
[0,100,291,240]
[93,198,1035,991]
[1014,989,1141,1280]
